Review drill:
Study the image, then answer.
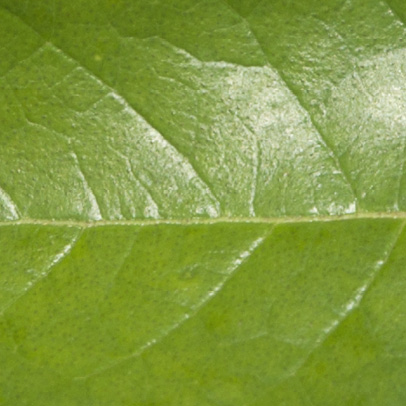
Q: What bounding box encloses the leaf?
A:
[1,0,406,404]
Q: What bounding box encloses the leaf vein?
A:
[0,183,20,220]
[1,211,406,227]
[278,220,405,385]
[0,229,82,315]
[0,5,222,213]
[74,228,273,381]
[221,0,358,206]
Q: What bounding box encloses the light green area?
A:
[1,0,406,404]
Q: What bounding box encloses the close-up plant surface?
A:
[1,0,406,404]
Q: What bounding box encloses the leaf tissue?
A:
[1,0,406,404]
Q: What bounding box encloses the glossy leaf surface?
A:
[1,0,406,404]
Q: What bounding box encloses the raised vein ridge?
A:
[1,212,406,227]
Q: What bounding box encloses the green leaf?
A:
[1,0,406,404]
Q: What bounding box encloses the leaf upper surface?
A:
[1,0,406,405]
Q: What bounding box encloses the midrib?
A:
[1,212,406,227]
